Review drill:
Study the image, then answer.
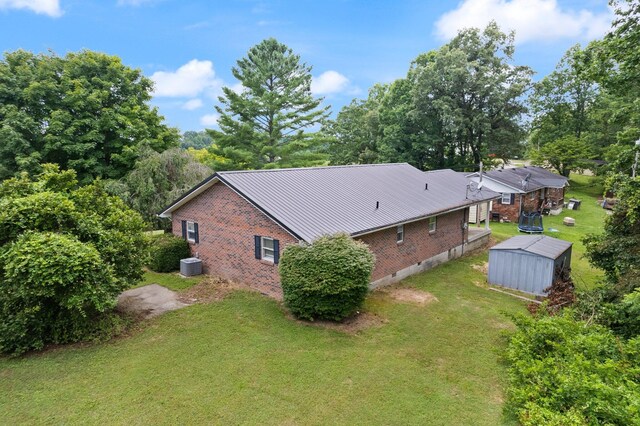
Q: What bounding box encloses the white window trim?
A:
[186,221,196,242]
[396,225,404,243]
[529,191,536,200]
[428,216,437,233]
[261,236,275,262]
[501,193,511,204]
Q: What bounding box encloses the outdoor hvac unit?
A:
[180,257,202,277]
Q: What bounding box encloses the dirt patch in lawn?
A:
[177,277,252,304]
[471,262,489,274]
[383,288,439,305]
[291,311,388,334]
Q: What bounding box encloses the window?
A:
[261,236,275,262]
[501,193,511,204]
[529,191,536,200]
[187,221,197,242]
[396,225,404,243]
[182,220,198,243]
[428,216,437,233]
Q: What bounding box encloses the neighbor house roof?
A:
[160,163,500,242]
[467,166,568,193]
[490,235,572,259]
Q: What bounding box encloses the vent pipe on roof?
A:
[376,201,379,209]
[425,183,428,190]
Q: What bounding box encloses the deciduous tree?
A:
[0,50,179,183]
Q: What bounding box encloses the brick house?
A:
[160,163,499,297]
[465,167,569,223]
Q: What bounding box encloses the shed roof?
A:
[160,163,500,242]
[490,235,572,259]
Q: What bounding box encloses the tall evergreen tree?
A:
[208,38,330,170]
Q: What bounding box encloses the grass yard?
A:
[140,270,206,291]
[0,252,526,425]
[489,173,607,289]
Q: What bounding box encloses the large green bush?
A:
[505,312,640,425]
[279,233,375,321]
[0,165,147,355]
[147,233,191,272]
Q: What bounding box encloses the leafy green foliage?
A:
[147,234,191,273]
[208,38,330,170]
[530,135,592,177]
[0,50,179,183]
[584,173,640,288]
[181,130,213,150]
[279,233,375,321]
[105,147,211,229]
[505,313,640,426]
[0,165,147,355]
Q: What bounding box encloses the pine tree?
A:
[208,38,330,170]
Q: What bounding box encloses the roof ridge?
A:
[218,163,410,175]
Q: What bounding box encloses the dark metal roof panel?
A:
[482,166,568,192]
[218,163,499,242]
[491,235,572,259]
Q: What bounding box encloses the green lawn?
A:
[140,270,205,291]
[489,173,606,289]
[0,252,526,425]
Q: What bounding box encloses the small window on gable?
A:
[261,236,275,262]
[428,216,437,233]
[501,193,511,204]
[396,225,404,243]
[187,221,197,242]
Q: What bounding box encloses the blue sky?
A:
[0,0,613,133]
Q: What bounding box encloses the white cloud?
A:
[311,70,350,95]
[200,113,219,127]
[151,59,223,98]
[182,98,204,111]
[0,0,62,17]
[434,0,613,44]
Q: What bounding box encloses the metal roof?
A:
[161,163,500,242]
[471,166,568,192]
[490,235,572,259]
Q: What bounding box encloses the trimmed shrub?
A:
[0,165,147,355]
[0,232,121,355]
[279,233,375,321]
[147,233,191,272]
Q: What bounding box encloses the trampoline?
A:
[518,211,544,233]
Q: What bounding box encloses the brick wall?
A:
[356,210,467,281]
[172,183,472,296]
[491,189,547,222]
[171,182,298,298]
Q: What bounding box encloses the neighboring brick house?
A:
[465,166,569,222]
[160,164,499,297]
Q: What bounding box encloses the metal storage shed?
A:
[488,235,572,296]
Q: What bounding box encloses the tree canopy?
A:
[105,147,212,229]
[208,38,330,170]
[327,22,532,171]
[0,50,179,183]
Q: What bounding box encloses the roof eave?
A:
[350,194,500,239]
[158,173,220,218]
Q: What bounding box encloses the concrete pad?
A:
[117,284,187,319]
